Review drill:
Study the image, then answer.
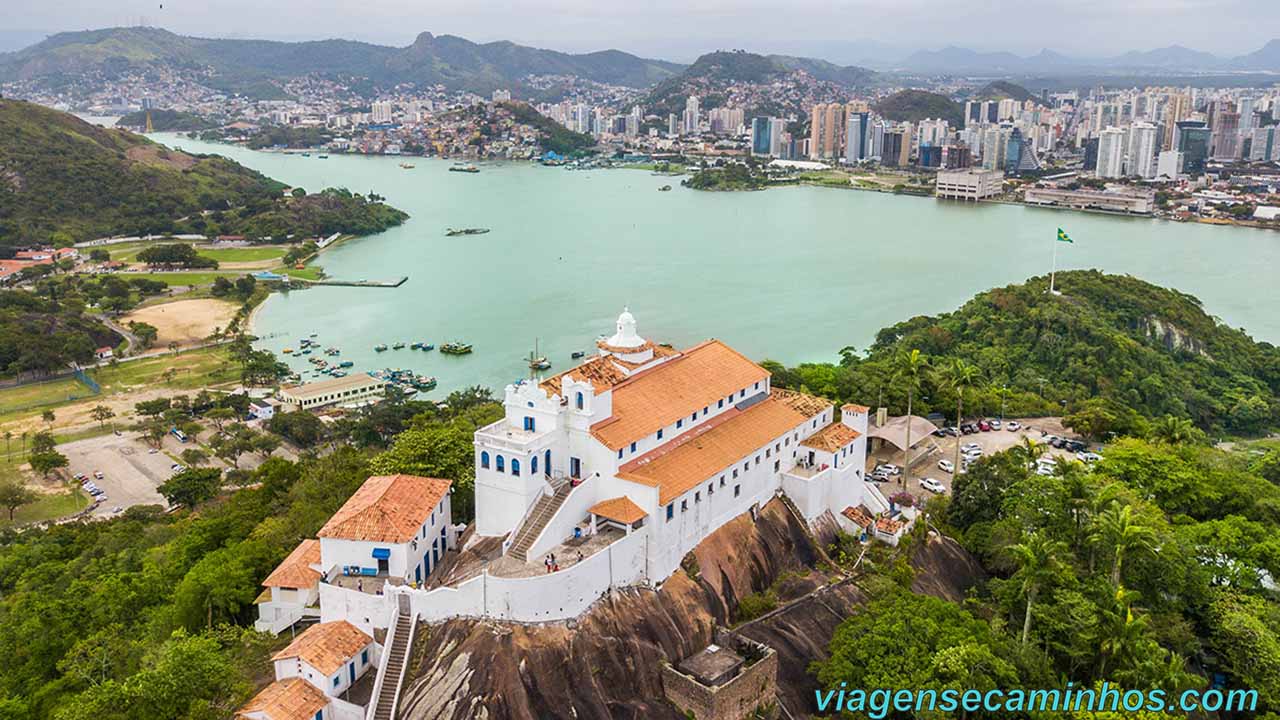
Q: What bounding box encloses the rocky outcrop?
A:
[1141,316,1212,359]
[398,500,984,720]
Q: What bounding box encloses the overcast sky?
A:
[3,0,1275,63]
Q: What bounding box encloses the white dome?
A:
[605,306,645,349]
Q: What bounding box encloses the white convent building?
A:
[262,309,903,636]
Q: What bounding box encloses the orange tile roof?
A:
[842,403,870,414]
[800,422,862,452]
[589,496,648,524]
[773,388,832,417]
[539,355,631,395]
[876,516,906,534]
[262,539,321,589]
[273,620,372,676]
[236,677,328,720]
[842,505,876,529]
[591,340,771,451]
[618,393,811,505]
[318,474,451,543]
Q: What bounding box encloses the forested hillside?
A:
[873,88,965,126]
[0,101,406,247]
[766,270,1280,436]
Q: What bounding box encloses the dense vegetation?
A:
[115,109,219,132]
[765,271,1280,437]
[497,102,596,156]
[682,161,770,191]
[974,80,1048,106]
[0,101,407,247]
[873,89,965,127]
[0,290,120,378]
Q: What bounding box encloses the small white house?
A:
[249,399,280,421]
[272,620,379,698]
[318,474,455,588]
[236,677,329,720]
[255,539,322,634]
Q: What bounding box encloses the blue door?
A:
[349,662,355,683]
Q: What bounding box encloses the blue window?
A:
[718,399,724,409]
[630,442,637,453]
[570,457,581,478]
[691,413,696,422]
[575,392,584,410]
[496,455,505,472]
[315,712,323,720]
[544,449,551,475]
[754,381,759,390]
[531,455,538,474]
[657,428,664,440]
[677,419,683,429]
[511,459,520,476]
[740,389,745,398]
[618,448,623,459]
[666,504,674,520]
[362,650,369,665]
[480,451,490,469]
[523,416,535,431]
[333,675,340,687]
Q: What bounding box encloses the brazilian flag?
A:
[1057,228,1073,243]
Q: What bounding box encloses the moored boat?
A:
[374,343,388,352]
[440,341,473,355]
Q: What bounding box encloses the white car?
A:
[876,463,902,476]
[1006,421,1021,431]
[1076,451,1103,463]
[937,459,955,473]
[961,442,981,452]
[919,477,946,494]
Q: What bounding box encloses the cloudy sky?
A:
[2,0,1275,62]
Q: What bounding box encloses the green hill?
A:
[0,27,684,96]
[768,270,1280,436]
[873,89,964,126]
[0,100,406,247]
[974,80,1048,106]
[115,109,221,132]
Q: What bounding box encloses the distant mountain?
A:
[873,90,963,126]
[974,80,1048,106]
[0,27,684,96]
[891,40,1280,74]
[640,50,874,118]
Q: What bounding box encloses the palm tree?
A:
[1011,436,1047,471]
[938,358,981,480]
[1150,415,1197,444]
[1094,587,1151,680]
[1090,503,1157,587]
[1007,532,1067,644]
[893,349,929,487]
[41,410,56,429]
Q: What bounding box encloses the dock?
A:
[302,277,408,288]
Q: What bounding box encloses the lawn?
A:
[280,265,325,281]
[199,246,287,263]
[0,465,90,527]
[0,376,94,413]
[137,271,248,287]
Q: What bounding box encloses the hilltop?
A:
[0,100,406,246]
[973,80,1047,106]
[872,89,963,126]
[0,27,684,97]
[641,49,874,118]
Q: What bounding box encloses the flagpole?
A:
[1049,231,1058,294]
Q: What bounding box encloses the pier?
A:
[302,276,408,288]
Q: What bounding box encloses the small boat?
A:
[527,338,551,371]
[440,341,473,355]
[339,361,354,368]
[399,162,416,169]
[283,348,293,354]
[445,228,490,237]
[301,348,312,355]
[570,351,585,359]
[449,164,480,173]
[659,185,672,191]
[420,343,435,351]
[317,154,329,159]
[301,152,311,157]
[410,342,422,350]
[310,333,318,337]
[392,342,406,350]
[374,344,388,352]
[414,376,438,391]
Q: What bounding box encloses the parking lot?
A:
[866,417,1092,501]
[60,432,179,517]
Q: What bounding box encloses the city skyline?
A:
[2,0,1278,64]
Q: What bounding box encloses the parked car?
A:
[93,470,104,479]
[876,463,902,476]
[989,419,1002,430]
[919,477,946,494]
[960,423,980,434]
[869,470,891,483]
[1064,439,1087,452]
[978,420,992,431]
[938,459,955,473]
[1076,451,1103,463]
[170,464,185,472]
[1005,421,1021,431]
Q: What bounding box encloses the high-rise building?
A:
[1161,93,1191,150]
[751,117,773,156]
[809,104,827,159]
[1175,121,1211,174]
[668,113,679,137]
[1248,126,1275,162]
[769,118,786,157]
[1156,150,1183,181]
[845,112,869,163]
[881,131,905,167]
[682,96,700,134]
[370,101,394,124]
[917,119,949,156]
[981,126,1007,170]
[1212,111,1240,160]
[1126,122,1159,178]
[1096,127,1126,179]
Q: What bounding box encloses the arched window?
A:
[496,455,505,472]
[544,449,551,476]
[531,455,538,474]
[575,391,585,410]
[511,459,521,476]
[480,451,490,469]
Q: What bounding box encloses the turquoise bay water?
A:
[158,134,1280,396]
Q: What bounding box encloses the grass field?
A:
[199,246,287,263]
[134,271,248,287]
[0,376,94,412]
[281,265,325,281]
[0,464,91,527]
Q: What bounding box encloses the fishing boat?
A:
[339,361,354,368]
[449,164,480,173]
[410,342,422,350]
[446,227,490,237]
[301,152,311,157]
[420,343,435,351]
[570,350,585,359]
[399,162,416,169]
[374,343,388,352]
[659,185,672,191]
[440,341,473,355]
[392,342,406,350]
[414,376,438,391]
[301,348,312,355]
[317,154,329,159]
[527,339,550,371]
[283,348,293,354]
